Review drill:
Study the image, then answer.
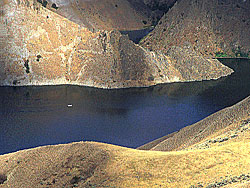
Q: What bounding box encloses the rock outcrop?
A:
[0,0,233,88]
[141,0,250,58]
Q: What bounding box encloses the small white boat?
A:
[67,104,73,107]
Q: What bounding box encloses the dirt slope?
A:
[44,0,152,31]
[141,0,250,58]
[0,0,233,88]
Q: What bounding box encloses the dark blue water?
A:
[0,59,250,155]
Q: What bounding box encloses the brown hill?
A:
[141,0,250,58]
[0,0,233,88]
[43,0,152,31]
[0,95,250,187]
[138,95,250,151]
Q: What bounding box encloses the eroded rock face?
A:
[141,0,250,58]
[0,0,233,88]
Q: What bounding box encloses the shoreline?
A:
[0,69,234,90]
[0,96,249,187]
[2,57,247,90]
[1,94,249,155]
[138,95,250,151]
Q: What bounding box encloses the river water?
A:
[0,59,249,154]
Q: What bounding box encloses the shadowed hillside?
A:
[141,0,250,59]
[42,0,152,31]
[128,0,178,25]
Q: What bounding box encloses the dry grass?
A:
[0,124,249,188]
[102,132,250,187]
[0,98,249,187]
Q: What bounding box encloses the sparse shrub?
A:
[24,60,30,74]
[215,52,228,57]
[37,55,42,62]
[37,0,47,8]
[0,174,7,184]
[52,3,59,9]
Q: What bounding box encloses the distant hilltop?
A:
[141,0,250,59]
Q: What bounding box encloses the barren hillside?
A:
[43,0,152,31]
[0,0,233,88]
[141,0,250,58]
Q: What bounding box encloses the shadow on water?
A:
[0,59,249,154]
[120,27,154,44]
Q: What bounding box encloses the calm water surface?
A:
[0,59,250,154]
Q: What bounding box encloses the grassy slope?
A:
[139,96,250,152]
[0,114,249,187]
[107,140,250,187]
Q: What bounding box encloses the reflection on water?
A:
[0,59,250,154]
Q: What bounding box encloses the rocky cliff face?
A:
[0,0,233,88]
[141,0,250,58]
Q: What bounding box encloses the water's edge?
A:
[0,58,249,155]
